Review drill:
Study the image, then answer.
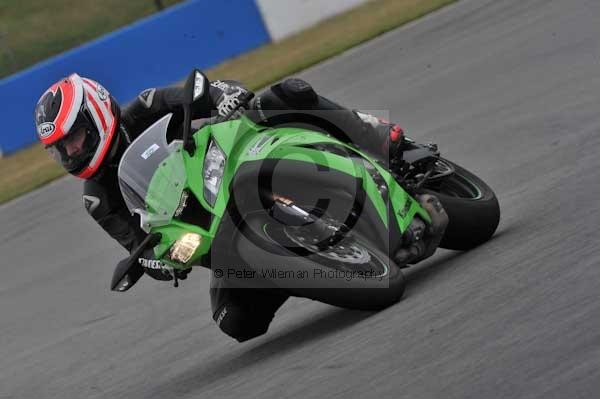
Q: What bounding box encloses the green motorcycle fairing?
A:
[117,113,431,270]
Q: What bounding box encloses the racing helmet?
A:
[34,73,120,178]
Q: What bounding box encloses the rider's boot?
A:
[353,111,405,166]
[353,112,449,267]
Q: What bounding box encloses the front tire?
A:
[423,159,500,250]
[233,210,405,311]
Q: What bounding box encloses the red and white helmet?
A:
[34,73,119,178]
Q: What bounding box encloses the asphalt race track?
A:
[1,0,599,397]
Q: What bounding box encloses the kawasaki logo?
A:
[37,122,56,139]
[247,136,271,156]
[398,198,413,219]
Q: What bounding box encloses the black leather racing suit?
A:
[83,78,400,342]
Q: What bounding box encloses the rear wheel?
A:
[234,208,405,311]
[423,159,500,250]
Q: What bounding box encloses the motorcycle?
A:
[111,69,500,310]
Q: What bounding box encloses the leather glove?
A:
[215,86,249,119]
[138,249,192,281]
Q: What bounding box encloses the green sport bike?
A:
[111,70,500,310]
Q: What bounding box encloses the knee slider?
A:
[214,306,270,342]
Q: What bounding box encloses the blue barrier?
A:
[0,0,270,155]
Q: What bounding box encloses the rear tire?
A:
[423,159,500,250]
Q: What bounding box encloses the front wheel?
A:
[233,210,405,311]
[422,159,500,250]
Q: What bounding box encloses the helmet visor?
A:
[46,124,100,174]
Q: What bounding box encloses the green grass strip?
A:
[0,0,183,79]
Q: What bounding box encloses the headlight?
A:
[203,139,226,206]
[169,233,202,264]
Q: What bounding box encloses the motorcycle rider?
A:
[34,72,447,342]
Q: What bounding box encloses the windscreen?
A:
[118,113,186,232]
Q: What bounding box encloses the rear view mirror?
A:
[182,69,209,106]
[111,233,162,292]
[181,69,210,155]
[111,258,144,292]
